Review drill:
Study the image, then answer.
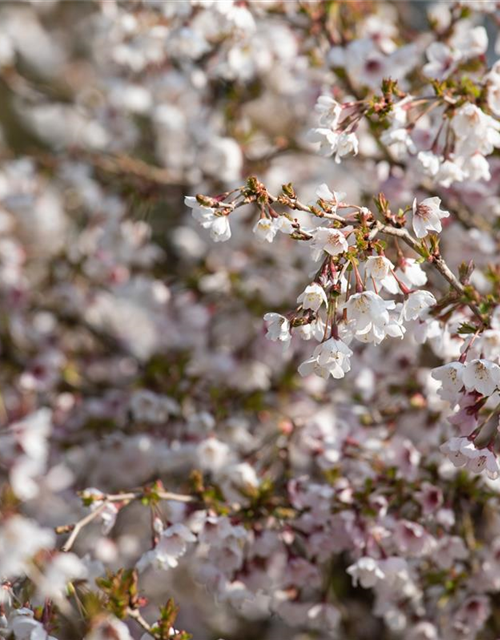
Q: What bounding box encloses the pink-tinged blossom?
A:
[416,482,443,515]
[455,596,491,634]
[440,436,470,468]
[307,603,341,633]
[433,535,468,570]
[394,520,433,557]
[461,440,500,478]
[423,42,461,81]
[284,557,322,589]
[448,393,481,436]
[406,621,439,640]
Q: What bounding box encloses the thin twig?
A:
[57,489,196,552]
[59,502,108,553]
[103,490,196,503]
[376,222,485,323]
[127,607,156,636]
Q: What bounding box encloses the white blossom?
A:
[314,95,342,128]
[452,103,500,158]
[365,255,397,292]
[253,216,293,242]
[263,312,291,347]
[310,226,349,260]
[8,609,58,640]
[253,218,277,243]
[436,159,466,187]
[346,291,403,344]
[315,183,346,211]
[441,437,500,479]
[346,557,385,588]
[431,362,465,403]
[487,61,500,116]
[137,523,196,572]
[412,197,449,238]
[462,359,500,396]
[334,132,359,163]
[298,338,353,379]
[402,290,436,321]
[307,127,340,157]
[37,553,88,600]
[185,196,232,242]
[423,42,461,81]
[0,516,55,578]
[297,283,328,312]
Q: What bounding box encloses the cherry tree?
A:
[1,2,500,640]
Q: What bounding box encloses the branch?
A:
[58,502,109,553]
[376,222,485,324]
[56,490,196,552]
[265,185,486,325]
[103,490,196,503]
[127,608,156,637]
[36,150,187,190]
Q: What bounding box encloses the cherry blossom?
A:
[298,338,353,380]
[423,42,461,81]
[137,522,196,572]
[462,359,500,397]
[263,313,291,347]
[309,226,349,260]
[346,557,385,588]
[411,197,450,239]
[253,216,294,243]
[431,362,465,403]
[441,437,500,479]
[297,283,328,312]
[402,290,436,321]
[314,95,342,128]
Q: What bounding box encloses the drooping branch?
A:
[240,181,487,325]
